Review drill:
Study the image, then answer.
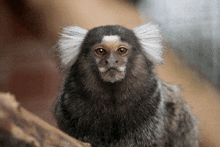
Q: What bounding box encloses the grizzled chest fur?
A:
[61,74,161,143]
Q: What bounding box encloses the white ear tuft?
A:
[132,23,163,64]
[57,26,88,71]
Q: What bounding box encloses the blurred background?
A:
[139,0,220,88]
[0,0,219,146]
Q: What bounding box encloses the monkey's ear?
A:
[132,23,163,65]
[57,26,88,71]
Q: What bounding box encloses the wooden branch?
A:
[0,92,91,147]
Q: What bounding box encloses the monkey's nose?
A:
[105,59,118,67]
[105,60,118,64]
[105,52,118,67]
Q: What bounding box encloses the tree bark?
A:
[0,92,91,147]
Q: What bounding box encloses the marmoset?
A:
[53,23,199,147]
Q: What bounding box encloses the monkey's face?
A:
[92,35,132,83]
[58,24,163,84]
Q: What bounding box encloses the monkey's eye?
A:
[96,48,106,55]
[118,47,127,55]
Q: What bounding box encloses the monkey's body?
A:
[53,24,199,147]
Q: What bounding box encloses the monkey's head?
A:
[57,23,163,83]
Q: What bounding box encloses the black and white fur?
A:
[53,23,199,147]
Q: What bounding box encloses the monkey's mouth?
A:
[105,68,119,73]
[99,67,125,83]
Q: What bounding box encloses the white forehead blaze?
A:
[102,35,120,42]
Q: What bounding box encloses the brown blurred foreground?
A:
[0,92,91,147]
[0,0,219,146]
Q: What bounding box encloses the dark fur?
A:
[53,25,199,147]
